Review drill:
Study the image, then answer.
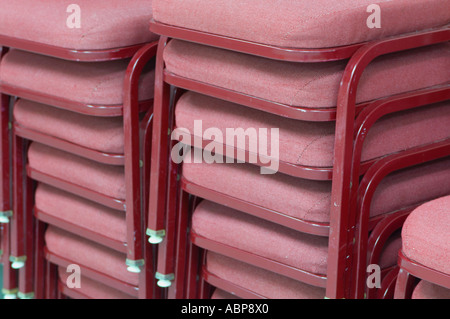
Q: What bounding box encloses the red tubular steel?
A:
[348,85,450,299]
[0,46,11,216]
[148,36,171,243]
[34,220,46,299]
[327,27,450,299]
[0,35,144,62]
[150,21,365,63]
[122,41,158,270]
[353,140,450,299]
[395,250,450,299]
[365,211,410,299]
[10,134,27,268]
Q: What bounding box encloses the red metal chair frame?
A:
[395,252,450,299]
[198,89,450,299]
[171,139,450,300]
[352,140,450,299]
[0,46,18,298]
[146,20,449,299]
[0,35,158,298]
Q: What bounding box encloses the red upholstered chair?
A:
[146,0,450,299]
[38,224,142,299]
[351,140,450,299]
[174,149,449,298]
[0,0,158,298]
[393,195,450,299]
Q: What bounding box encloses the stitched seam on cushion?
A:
[295,134,328,165]
[280,4,377,43]
[303,193,332,223]
[288,72,334,107]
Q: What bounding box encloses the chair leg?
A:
[123,111,144,272]
[122,41,159,274]
[10,134,26,270]
[377,267,399,299]
[0,93,12,223]
[168,189,190,299]
[147,36,171,245]
[34,220,46,299]
[394,268,417,299]
[45,262,58,299]
[155,142,180,289]
[186,242,202,299]
[18,204,35,299]
[2,224,18,299]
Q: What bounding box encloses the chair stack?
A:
[146,0,450,299]
[0,0,159,299]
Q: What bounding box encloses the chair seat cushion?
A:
[184,154,450,224]
[14,99,126,154]
[35,183,126,243]
[192,200,401,276]
[175,92,450,168]
[402,195,450,275]
[28,142,125,200]
[164,40,449,108]
[45,226,139,286]
[412,280,450,299]
[58,267,135,299]
[153,0,449,49]
[206,251,325,299]
[0,49,155,106]
[211,289,239,300]
[0,0,158,50]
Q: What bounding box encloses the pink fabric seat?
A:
[192,200,401,277]
[164,40,449,108]
[412,280,450,299]
[35,183,126,243]
[206,251,326,299]
[45,226,139,286]
[401,195,450,276]
[28,142,125,200]
[176,92,450,168]
[0,49,155,106]
[0,0,158,50]
[211,289,239,300]
[183,155,450,224]
[153,0,449,49]
[58,267,135,299]
[14,99,126,154]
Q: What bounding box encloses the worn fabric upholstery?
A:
[402,195,450,275]
[164,40,449,108]
[0,49,155,105]
[153,0,450,48]
[0,0,159,50]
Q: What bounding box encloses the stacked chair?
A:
[0,0,160,299]
[352,140,450,299]
[146,0,450,299]
[394,195,450,299]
